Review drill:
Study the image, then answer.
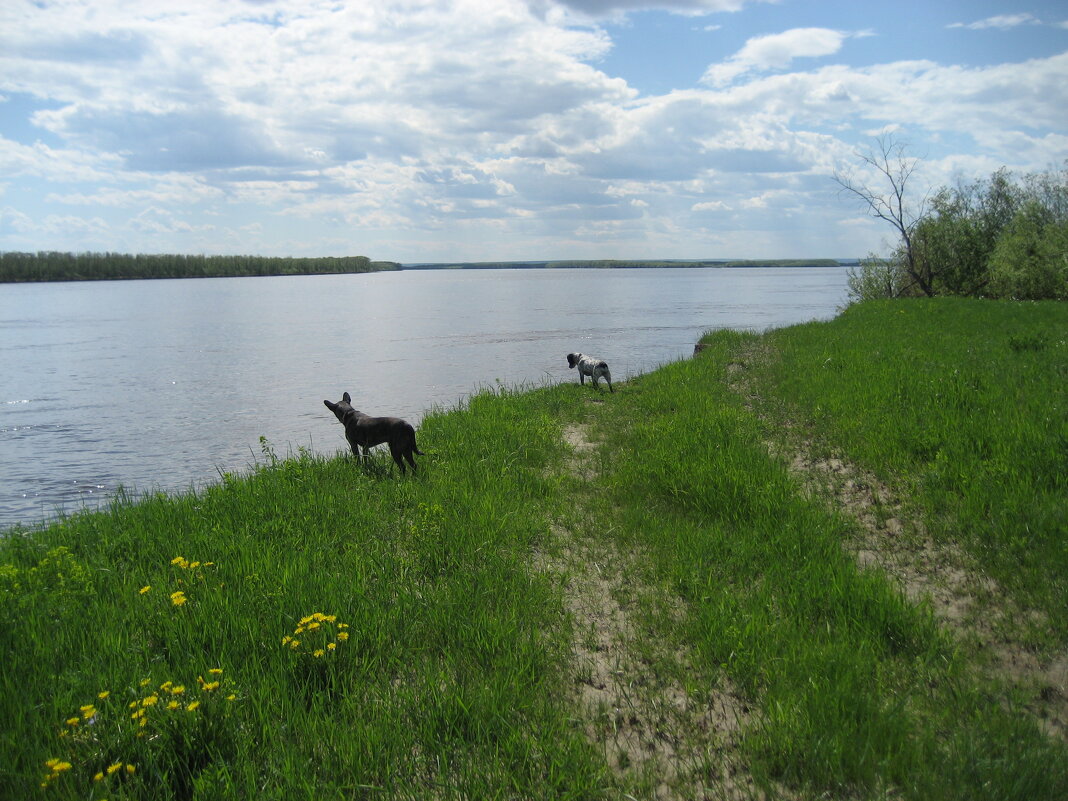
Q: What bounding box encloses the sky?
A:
[1,0,1066,263]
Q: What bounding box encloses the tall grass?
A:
[0,385,603,800]
[579,321,1067,799]
[744,298,1068,643]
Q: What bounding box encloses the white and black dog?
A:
[566,353,613,392]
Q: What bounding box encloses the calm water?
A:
[1,267,848,529]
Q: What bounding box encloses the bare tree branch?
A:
[834,134,934,296]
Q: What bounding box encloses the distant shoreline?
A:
[0,252,400,283]
[1,251,858,283]
[401,258,858,270]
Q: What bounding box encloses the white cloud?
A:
[0,0,1064,261]
[532,0,769,18]
[947,13,1041,31]
[702,28,858,86]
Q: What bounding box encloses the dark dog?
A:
[566,352,613,392]
[323,392,424,474]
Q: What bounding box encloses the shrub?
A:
[987,202,1068,300]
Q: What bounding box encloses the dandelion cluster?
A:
[39,758,72,789]
[127,669,235,731]
[138,555,217,608]
[282,612,350,658]
[43,689,136,792]
[43,670,236,794]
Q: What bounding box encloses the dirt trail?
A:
[721,346,1068,741]
[541,424,758,800]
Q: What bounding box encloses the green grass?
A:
[584,321,1067,799]
[1,386,603,800]
[2,298,1066,800]
[738,298,1068,645]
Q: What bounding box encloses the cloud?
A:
[947,13,1041,31]
[532,0,765,18]
[702,27,862,86]
[0,0,1064,261]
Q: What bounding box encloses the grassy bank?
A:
[2,298,1065,799]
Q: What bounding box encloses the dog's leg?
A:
[388,444,408,474]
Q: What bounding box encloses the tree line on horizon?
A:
[403,258,846,270]
[837,138,1067,302]
[0,252,400,283]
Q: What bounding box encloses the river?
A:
[0,267,849,529]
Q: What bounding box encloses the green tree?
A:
[987,201,1068,300]
[914,169,1021,296]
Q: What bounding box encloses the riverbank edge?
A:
[4,299,1063,798]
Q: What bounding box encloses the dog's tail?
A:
[409,425,426,455]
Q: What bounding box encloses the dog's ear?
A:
[342,392,351,403]
[566,353,577,368]
[324,399,335,411]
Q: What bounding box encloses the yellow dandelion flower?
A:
[167,700,180,710]
[80,705,96,719]
[139,585,151,595]
[128,701,138,709]
[126,764,136,774]
[327,642,337,651]
[313,649,325,658]
[281,636,292,646]
[139,678,151,687]
[186,701,200,712]
[208,668,223,675]
[204,561,215,567]
[170,685,185,695]
[138,716,148,727]
[295,626,305,634]
[337,631,349,641]
[189,561,201,569]
[337,622,349,629]
[65,717,80,726]
[106,762,123,775]
[170,590,187,606]
[159,681,172,691]
[226,694,236,701]
[289,639,300,649]
[324,614,337,622]
[98,690,110,699]
[202,681,220,692]
[171,556,187,566]
[307,621,321,631]
[141,695,159,707]
[45,758,60,768]
[93,771,104,782]
[53,762,72,772]
[131,709,144,719]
